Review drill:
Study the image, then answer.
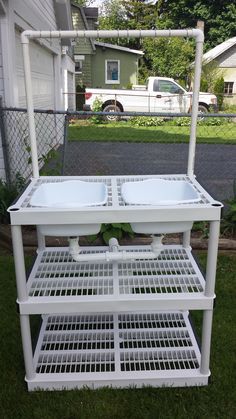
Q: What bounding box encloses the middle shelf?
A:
[19,244,214,314]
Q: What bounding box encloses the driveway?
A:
[63,142,236,201]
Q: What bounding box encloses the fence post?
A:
[62,114,69,175]
[0,97,11,183]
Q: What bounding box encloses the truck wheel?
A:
[103,104,121,121]
[198,105,208,119]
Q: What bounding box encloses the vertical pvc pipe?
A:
[187,37,204,176]
[11,225,28,302]
[22,41,39,178]
[183,230,191,248]
[36,226,46,251]
[200,309,213,375]
[20,315,36,381]
[205,221,220,297]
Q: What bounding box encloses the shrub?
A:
[91,97,103,124]
[169,117,190,126]
[213,76,224,111]
[100,223,134,244]
[130,116,165,127]
[0,174,25,223]
[221,181,236,236]
[197,117,228,126]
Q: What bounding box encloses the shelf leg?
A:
[205,220,220,297]
[20,315,36,381]
[11,225,27,301]
[183,230,191,248]
[36,226,45,251]
[200,309,213,375]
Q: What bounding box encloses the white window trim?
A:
[224,81,234,95]
[74,55,85,74]
[105,59,120,84]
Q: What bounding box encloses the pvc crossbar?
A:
[21,29,204,43]
[20,28,204,178]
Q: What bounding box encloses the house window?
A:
[74,55,85,74]
[105,60,120,84]
[224,82,234,95]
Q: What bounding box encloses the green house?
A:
[71,4,143,90]
[91,42,143,89]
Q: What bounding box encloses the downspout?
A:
[21,32,39,178]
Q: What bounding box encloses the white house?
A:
[202,37,236,105]
[0,0,75,181]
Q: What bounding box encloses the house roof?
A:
[202,37,236,63]
[94,41,144,55]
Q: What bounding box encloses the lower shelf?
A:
[28,310,209,391]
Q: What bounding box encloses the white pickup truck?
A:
[84,76,218,120]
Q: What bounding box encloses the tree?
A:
[99,0,158,48]
[142,37,194,83]
[121,0,158,31]
[200,59,223,92]
[72,0,94,6]
[99,0,127,31]
[156,1,236,49]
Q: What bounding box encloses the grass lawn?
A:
[0,253,236,419]
[68,121,236,144]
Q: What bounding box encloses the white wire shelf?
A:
[28,310,208,391]
[19,245,213,314]
[9,175,222,225]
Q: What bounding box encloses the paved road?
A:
[63,142,236,201]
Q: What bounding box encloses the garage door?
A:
[67,71,75,110]
[15,30,55,109]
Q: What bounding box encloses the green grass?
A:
[0,253,236,419]
[68,121,236,144]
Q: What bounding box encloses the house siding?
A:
[0,21,5,178]
[14,0,58,31]
[75,54,93,87]
[72,6,94,87]
[15,31,55,108]
[72,9,94,55]
[0,0,68,181]
[0,33,3,100]
[215,46,236,105]
[217,45,236,67]
[91,47,139,89]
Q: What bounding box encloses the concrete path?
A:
[63,142,236,201]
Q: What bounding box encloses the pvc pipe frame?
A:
[69,236,164,262]
[21,29,204,179]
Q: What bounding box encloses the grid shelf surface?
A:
[20,245,212,314]
[29,310,207,391]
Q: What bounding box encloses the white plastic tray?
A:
[121,179,200,206]
[30,180,108,208]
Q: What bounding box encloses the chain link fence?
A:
[1,107,236,201]
[64,111,236,201]
[0,107,66,183]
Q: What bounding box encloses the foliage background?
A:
[96,0,236,89]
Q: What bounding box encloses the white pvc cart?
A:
[9,29,222,391]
